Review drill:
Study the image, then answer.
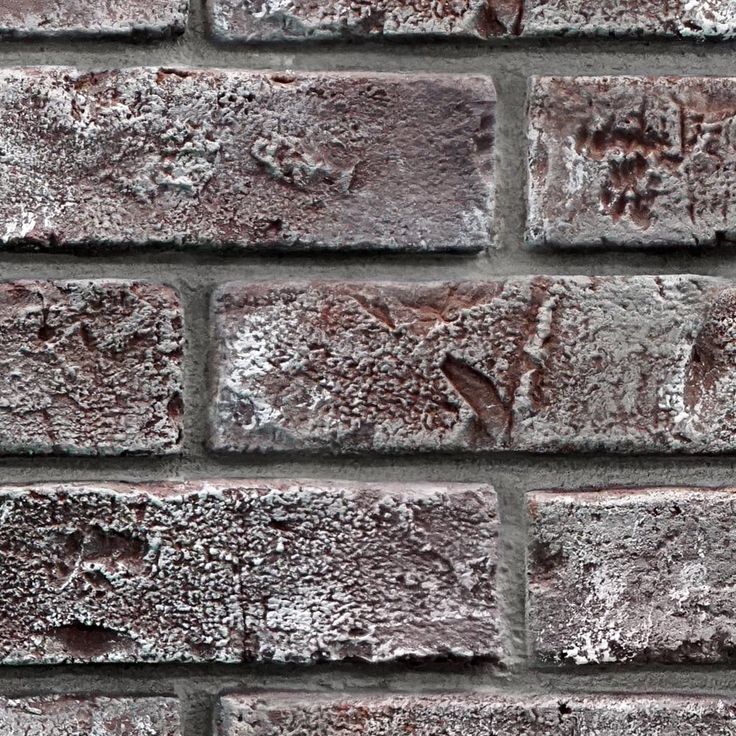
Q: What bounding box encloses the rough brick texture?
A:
[528,76,736,249]
[0,280,182,456]
[0,1,187,38]
[0,480,497,664]
[209,276,736,454]
[528,487,736,665]
[216,693,736,736]
[0,696,180,735]
[0,67,494,253]
[208,0,734,40]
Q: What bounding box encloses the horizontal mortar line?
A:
[3,256,736,281]
[1,45,736,73]
[5,454,736,484]
[2,662,736,694]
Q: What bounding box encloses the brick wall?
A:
[1,2,736,735]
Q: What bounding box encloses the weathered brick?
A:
[521,0,736,38]
[209,276,736,454]
[235,479,498,662]
[207,0,735,40]
[528,487,736,664]
[0,280,182,456]
[0,696,180,735]
[0,480,496,663]
[0,482,242,663]
[0,1,187,38]
[216,693,736,736]
[0,67,494,253]
[527,76,736,248]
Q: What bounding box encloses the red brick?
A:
[0,68,494,253]
[0,280,182,456]
[216,693,736,736]
[528,76,736,248]
[0,696,180,735]
[208,0,735,39]
[0,1,187,38]
[528,487,736,665]
[209,276,736,454]
[0,480,496,663]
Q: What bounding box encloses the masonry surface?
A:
[7,2,736,736]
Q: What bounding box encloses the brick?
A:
[527,76,736,249]
[0,67,494,253]
[207,0,735,40]
[0,696,180,735]
[209,276,736,454]
[528,487,736,664]
[235,479,498,662]
[0,280,182,456]
[0,480,496,663]
[216,693,736,736]
[0,1,187,38]
[521,1,736,38]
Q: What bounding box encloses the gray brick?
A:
[216,693,736,736]
[529,487,736,664]
[0,1,187,38]
[0,480,496,663]
[0,696,180,735]
[528,76,736,248]
[0,280,182,456]
[0,67,494,253]
[209,276,736,454]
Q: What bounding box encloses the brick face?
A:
[208,0,735,40]
[0,1,187,38]
[216,693,736,736]
[0,280,182,456]
[0,696,180,735]
[0,480,497,664]
[527,487,736,665]
[209,276,736,454]
[0,68,493,253]
[527,76,736,249]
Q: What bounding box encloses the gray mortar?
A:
[5,3,736,736]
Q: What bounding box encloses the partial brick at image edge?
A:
[0,480,499,664]
[527,487,736,665]
[209,276,736,455]
[0,280,183,456]
[0,696,181,735]
[215,692,736,736]
[0,68,494,253]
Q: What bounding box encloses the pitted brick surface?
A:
[0,67,494,253]
[528,487,736,665]
[0,1,187,38]
[236,479,498,662]
[528,76,736,248]
[209,276,736,454]
[217,693,736,736]
[0,480,496,664]
[208,0,734,40]
[0,696,180,735]
[0,280,182,456]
